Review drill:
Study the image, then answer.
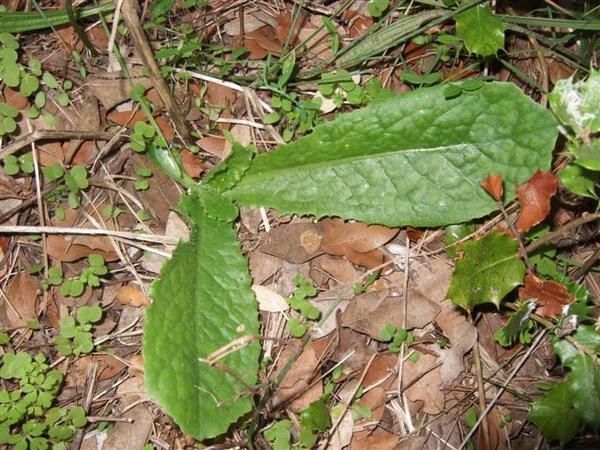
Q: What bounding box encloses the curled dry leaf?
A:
[251,284,289,312]
[197,135,227,159]
[436,300,478,386]
[480,173,504,201]
[319,218,398,268]
[116,285,150,307]
[0,273,39,328]
[516,170,558,233]
[519,273,573,318]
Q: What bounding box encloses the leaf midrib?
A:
[236,141,493,185]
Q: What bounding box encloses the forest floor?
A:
[0,0,599,449]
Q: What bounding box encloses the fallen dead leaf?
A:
[259,222,324,264]
[403,353,444,415]
[0,273,39,328]
[197,135,227,159]
[3,86,28,110]
[37,142,65,166]
[66,354,126,387]
[46,235,118,262]
[341,288,440,340]
[350,428,400,450]
[516,170,558,233]
[331,328,377,371]
[319,218,398,268]
[272,341,323,412]
[436,300,478,386]
[88,76,153,110]
[316,254,360,283]
[480,174,504,202]
[116,285,149,307]
[252,284,289,312]
[180,149,206,178]
[519,273,573,318]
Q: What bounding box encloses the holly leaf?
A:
[566,354,600,430]
[455,4,505,56]
[226,83,556,227]
[448,232,526,311]
[530,381,582,445]
[144,193,260,441]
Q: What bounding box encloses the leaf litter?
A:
[0,0,599,448]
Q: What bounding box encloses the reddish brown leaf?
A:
[519,273,573,318]
[3,86,28,110]
[318,218,398,268]
[343,10,373,38]
[180,149,206,178]
[116,285,150,307]
[197,135,227,158]
[516,170,558,233]
[480,174,504,201]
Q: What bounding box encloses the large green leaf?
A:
[144,193,260,440]
[567,354,600,430]
[447,232,526,311]
[455,4,505,56]
[530,381,582,445]
[226,83,556,227]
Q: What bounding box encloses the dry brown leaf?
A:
[102,404,152,450]
[272,341,323,411]
[274,13,305,47]
[46,235,118,262]
[180,149,206,178]
[516,170,558,233]
[205,81,237,109]
[71,141,99,166]
[319,218,398,268]
[519,273,573,318]
[259,222,324,264]
[248,250,282,285]
[0,273,39,328]
[245,26,283,59]
[88,77,153,110]
[480,174,504,202]
[436,300,477,386]
[107,110,175,141]
[252,284,289,312]
[116,285,149,307]
[403,353,444,414]
[223,10,275,36]
[3,86,28,110]
[197,135,227,159]
[66,354,126,387]
[331,328,377,371]
[350,428,400,450]
[341,288,440,339]
[316,254,360,283]
[343,10,373,38]
[37,142,65,166]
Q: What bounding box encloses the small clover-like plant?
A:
[55,305,103,356]
[41,266,64,291]
[134,167,153,191]
[379,323,414,353]
[287,275,320,338]
[60,254,108,298]
[2,153,34,176]
[0,351,86,449]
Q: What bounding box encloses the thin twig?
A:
[458,330,546,449]
[525,212,600,254]
[0,225,178,244]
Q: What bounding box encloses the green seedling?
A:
[263,419,292,450]
[2,153,33,176]
[134,167,153,191]
[0,351,87,449]
[41,267,64,291]
[287,275,320,338]
[55,305,103,356]
[367,0,390,18]
[379,323,414,353]
[60,254,108,298]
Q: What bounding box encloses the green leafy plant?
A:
[60,254,107,298]
[2,153,33,176]
[143,82,557,440]
[379,323,414,353]
[455,3,505,57]
[55,305,103,356]
[287,275,320,338]
[0,352,87,449]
